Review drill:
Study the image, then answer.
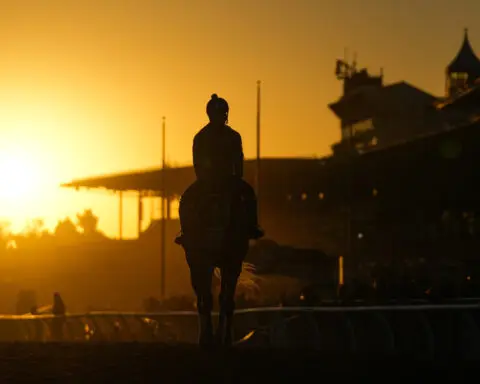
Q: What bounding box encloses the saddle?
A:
[179,179,248,252]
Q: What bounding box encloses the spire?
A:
[447,28,480,76]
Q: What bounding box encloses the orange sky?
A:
[0,0,477,237]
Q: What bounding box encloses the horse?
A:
[176,176,251,348]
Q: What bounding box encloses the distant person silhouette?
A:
[176,94,264,244]
[51,292,66,341]
[52,292,66,315]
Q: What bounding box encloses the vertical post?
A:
[160,116,166,299]
[118,191,123,240]
[150,192,155,221]
[255,80,261,220]
[138,192,143,238]
[166,196,171,220]
[346,124,353,284]
[338,256,344,284]
[337,255,344,300]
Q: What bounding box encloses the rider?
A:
[176,93,264,244]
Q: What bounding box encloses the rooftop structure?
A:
[446,28,480,98]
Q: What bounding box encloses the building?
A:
[328,29,480,157]
[329,69,442,156]
[437,29,480,128]
[445,29,480,98]
[329,66,450,157]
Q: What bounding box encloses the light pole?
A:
[160,116,166,299]
[256,80,261,219]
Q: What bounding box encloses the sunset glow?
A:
[0,0,476,237]
[0,144,57,232]
[0,147,43,200]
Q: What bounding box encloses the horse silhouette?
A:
[177,177,251,347]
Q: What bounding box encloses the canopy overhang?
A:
[60,157,331,197]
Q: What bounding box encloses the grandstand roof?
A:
[61,157,331,197]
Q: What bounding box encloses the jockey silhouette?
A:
[176,93,263,245]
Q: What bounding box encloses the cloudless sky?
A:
[0,0,477,236]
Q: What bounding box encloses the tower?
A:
[330,56,383,152]
[446,28,480,97]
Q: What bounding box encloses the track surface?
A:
[0,343,475,382]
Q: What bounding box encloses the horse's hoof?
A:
[199,333,214,349]
[214,330,223,346]
[198,314,214,348]
[199,340,214,350]
[214,328,233,348]
[224,334,233,348]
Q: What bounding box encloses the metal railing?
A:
[2,303,480,358]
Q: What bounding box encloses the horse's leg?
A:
[216,270,227,345]
[187,252,214,347]
[217,260,243,347]
[196,266,214,348]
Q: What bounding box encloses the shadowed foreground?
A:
[0,343,472,382]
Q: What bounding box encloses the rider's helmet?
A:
[206,94,229,121]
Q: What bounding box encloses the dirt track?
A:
[0,343,472,382]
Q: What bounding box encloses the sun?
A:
[0,144,62,233]
[0,148,43,201]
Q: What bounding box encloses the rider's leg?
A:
[186,251,214,347]
[175,180,201,245]
[237,178,264,239]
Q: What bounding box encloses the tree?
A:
[23,218,45,238]
[54,218,79,240]
[76,209,99,235]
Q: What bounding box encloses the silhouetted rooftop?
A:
[447,29,480,76]
[329,81,436,118]
[436,81,480,109]
[61,157,331,196]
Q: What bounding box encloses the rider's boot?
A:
[198,313,214,348]
[174,231,183,245]
[249,225,265,240]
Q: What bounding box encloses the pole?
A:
[118,191,123,240]
[160,116,166,299]
[346,124,353,284]
[150,192,155,221]
[255,80,261,219]
[137,192,142,237]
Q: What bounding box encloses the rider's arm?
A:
[233,132,244,178]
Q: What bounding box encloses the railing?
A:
[2,302,480,358]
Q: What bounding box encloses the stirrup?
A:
[249,226,265,240]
